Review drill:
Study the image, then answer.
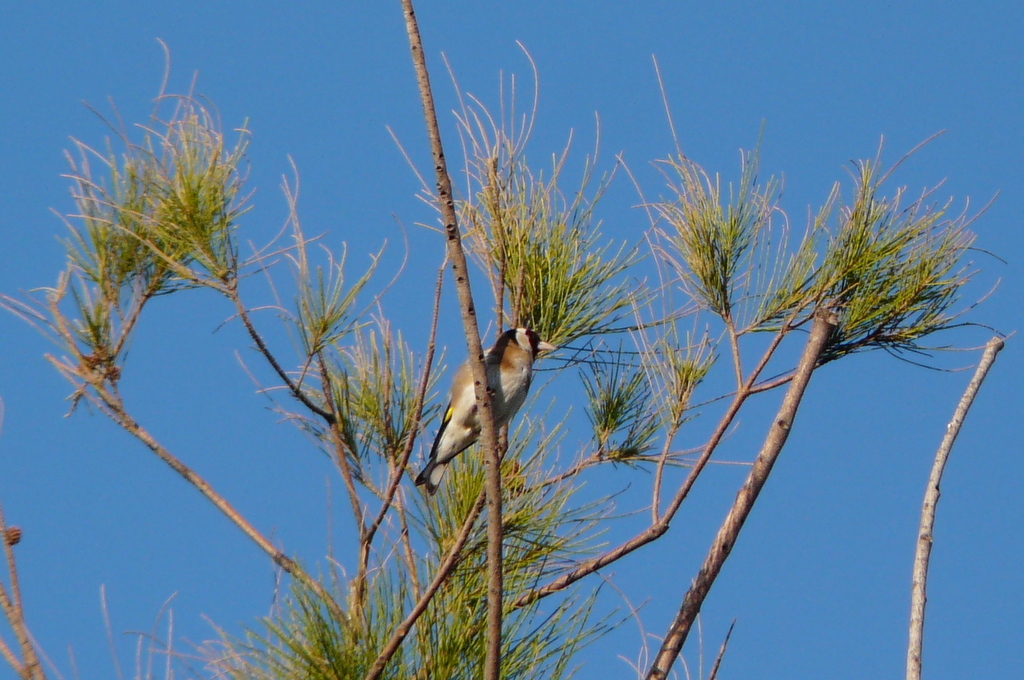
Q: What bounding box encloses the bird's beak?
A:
[537,340,556,354]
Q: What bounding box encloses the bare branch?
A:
[706,619,736,680]
[363,489,486,680]
[229,288,336,423]
[651,419,684,524]
[0,632,24,680]
[0,502,44,680]
[400,2,504,677]
[906,336,1004,680]
[646,309,836,680]
[92,384,344,622]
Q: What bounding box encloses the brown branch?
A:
[514,400,742,607]
[652,418,684,523]
[537,451,604,490]
[400,2,504,678]
[37,278,348,622]
[229,288,336,424]
[317,355,370,613]
[747,371,794,394]
[352,264,443,612]
[706,619,736,680]
[0,632,24,680]
[655,322,791,526]
[109,287,156,361]
[0,583,31,680]
[363,489,487,680]
[362,264,444,553]
[646,309,836,680]
[726,321,743,391]
[394,490,422,600]
[906,336,1004,680]
[91,384,344,622]
[0,502,44,680]
[515,323,792,608]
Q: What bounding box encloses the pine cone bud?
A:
[5,527,22,546]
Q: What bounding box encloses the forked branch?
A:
[515,318,795,608]
[646,309,836,680]
[229,288,336,424]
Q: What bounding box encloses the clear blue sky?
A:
[0,2,1021,678]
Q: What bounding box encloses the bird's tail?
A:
[415,404,452,495]
[414,458,448,495]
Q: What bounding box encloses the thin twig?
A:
[317,354,370,613]
[0,502,44,680]
[363,489,487,680]
[229,287,336,423]
[656,321,791,526]
[651,419,684,523]
[394,489,422,600]
[400,2,504,678]
[726,322,743,391]
[646,310,836,680]
[91,384,344,622]
[108,288,155,361]
[748,371,795,394]
[906,336,1004,680]
[515,323,793,608]
[706,620,736,680]
[362,264,444,553]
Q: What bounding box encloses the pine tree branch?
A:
[363,489,487,680]
[400,2,504,678]
[228,287,337,424]
[646,309,836,680]
[317,354,370,614]
[91,384,344,622]
[0,633,25,680]
[0,502,44,680]
[362,264,444,553]
[515,322,793,608]
[906,335,1004,680]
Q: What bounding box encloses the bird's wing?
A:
[428,399,454,460]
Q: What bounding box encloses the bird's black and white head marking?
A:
[515,328,539,357]
[514,327,555,358]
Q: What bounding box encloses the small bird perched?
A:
[415,327,556,494]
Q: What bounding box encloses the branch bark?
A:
[363,489,487,680]
[229,288,336,424]
[646,309,836,680]
[89,385,344,622]
[362,264,444,556]
[515,322,794,608]
[400,2,504,678]
[906,336,1004,680]
[0,502,44,680]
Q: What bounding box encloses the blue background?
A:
[0,3,1020,678]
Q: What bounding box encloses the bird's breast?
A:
[490,361,531,426]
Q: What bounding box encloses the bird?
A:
[415,327,556,494]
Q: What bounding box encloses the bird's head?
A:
[513,327,556,359]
